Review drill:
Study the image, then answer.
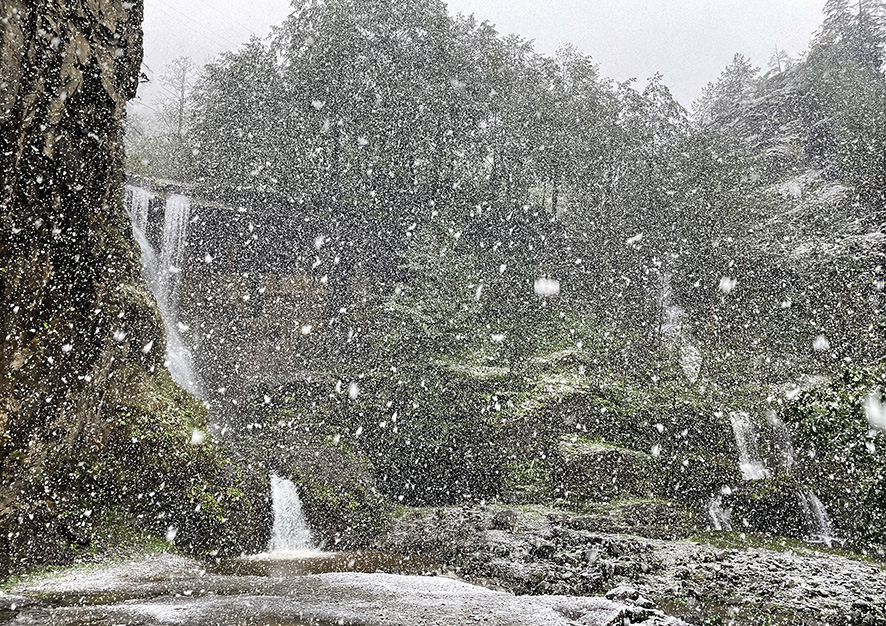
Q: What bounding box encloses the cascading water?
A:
[799,491,835,548]
[714,408,838,545]
[124,187,201,396]
[128,186,152,233]
[158,195,191,310]
[268,474,314,553]
[707,495,733,532]
[659,276,702,382]
[729,411,770,481]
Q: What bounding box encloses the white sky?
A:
[135,0,826,115]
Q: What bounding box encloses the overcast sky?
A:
[135,0,825,115]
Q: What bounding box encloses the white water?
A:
[158,195,191,311]
[799,491,835,548]
[707,496,733,532]
[128,186,152,233]
[679,344,702,383]
[268,474,315,553]
[729,411,771,481]
[125,187,201,396]
[660,277,683,340]
[126,187,158,297]
[724,408,837,545]
[659,276,702,382]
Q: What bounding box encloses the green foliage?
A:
[803,33,886,210]
[127,0,886,555]
[783,365,886,548]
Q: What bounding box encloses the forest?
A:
[126,0,886,537]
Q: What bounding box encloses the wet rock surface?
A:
[3,553,685,625]
[374,505,886,625]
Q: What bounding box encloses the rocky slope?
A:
[374,505,886,625]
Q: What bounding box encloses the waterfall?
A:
[707,496,733,532]
[659,275,702,382]
[158,194,191,312]
[125,186,158,296]
[268,474,314,553]
[128,186,152,233]
[769,412,834,545]
[660,277,683,339]
[729,411,770,481]
[679,344,702,383]
[799,491,835,548]
[124,187,201,396]
[722,408,838,545]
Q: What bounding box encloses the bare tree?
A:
[161,56,197,140]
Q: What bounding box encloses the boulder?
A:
[555,436,660,503]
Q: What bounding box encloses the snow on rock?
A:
[865,392,886,432]
[8,556,685,626]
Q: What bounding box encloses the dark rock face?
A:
[0,1,269,573]
[1,0,147,483]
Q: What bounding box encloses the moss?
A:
[558,433,655,460]
[550,433,664,506]
[2,365,271,574]
[689,530,869,562]
[0,513,174,591]
[502,458,554,505]
[287,448,393,550]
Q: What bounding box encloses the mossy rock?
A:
[783,364,886,550]
[554,435,662,505]
[659,452,743,507]
[106,368,273,558]
[2,366,272,574]
[723,476,811,539]
[286,447,394,550]
[565,499,701,540]
[502,458,556,505]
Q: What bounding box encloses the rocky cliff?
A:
[0,0,269,574]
